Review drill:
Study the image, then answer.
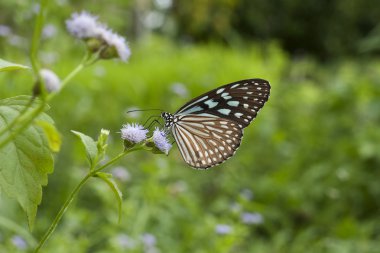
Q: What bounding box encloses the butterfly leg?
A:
[143,115,161,127]
[146,119,163,130]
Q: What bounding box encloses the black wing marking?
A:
[175,78,270,128]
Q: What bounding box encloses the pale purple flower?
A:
[141,233,156,247]
[0,25,11,37]
[153,128,172,154]
[121,123,148,143]
[8,35,24,47]
[114,234,136,249]
[241,212,264,225]
[215,224,233,235]
[39,68,61,92]
[144,11,165,29]
[40,51,59,65]
[240,188,254,200]
[66,11,131,62]
[100,28,131,61]
[42,24,57,39]
[66,11,100,39]
[170,82,188,98]
[11,235,27,250]
[229,202,242,213]
[111,166,131,182]
[154,0,173,9]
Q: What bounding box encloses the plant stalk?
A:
[33,147,141,252]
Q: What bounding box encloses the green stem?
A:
[94,149,132,173]
[47,61,86,101]
[33,147,141,252]
[33,173,92,253]
[30,0,48,76]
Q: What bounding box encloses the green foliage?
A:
[0,37,376,252]
[0,1,379,251]
[72,130,99,169]
[166,0,380,58]
[94,172,123,223]
[0,58,29,72]
[36,120,61,152]
[0,96,54,229]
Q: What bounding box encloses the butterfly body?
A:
[162,78,270,169]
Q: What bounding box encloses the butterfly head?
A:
[161,112,174,128]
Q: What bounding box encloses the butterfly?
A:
[161,78,271,169]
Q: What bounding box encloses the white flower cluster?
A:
[120,124,172,155]
[121,123,148,143]
[66,11,131,61]
[152,127,172,155]
[39,68,61,93]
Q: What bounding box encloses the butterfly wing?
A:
[175,78,271,128]
[172,115,243,169]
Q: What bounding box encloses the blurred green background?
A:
[1,0,380,252]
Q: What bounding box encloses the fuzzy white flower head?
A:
[39,68,61,92]
[153,127,172,155]
[65,11,100,39]
[121,123,148,143]
[98,27,131,61]
[66,11,131,62]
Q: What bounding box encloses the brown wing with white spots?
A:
[172,115,243,169]
[176,79,270,128]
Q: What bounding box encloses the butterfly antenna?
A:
[126,108,164,113]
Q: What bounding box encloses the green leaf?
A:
[95,172,123,223]
[0,96,54,229]
[36,121,62,152]
[0,58,29,72]
[71,130,97,168]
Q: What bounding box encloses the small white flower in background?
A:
[93,65,106,77]
[168,180,188,194]
[8,35,25,47]
[0,25,11,37]
[141,233,159,253]
[40,51,59,65]
[111,166,131,182]
[11,235,27,250]
[141,233,156,248]
[241,212,264,225]
[42,24,57,39]
[170,82,189,98]
[229,202,242,213]
[66,11,131,62]
[240,188,254,200]
[114,234,136,249]
[121,123,148,143]
[153,128,172,155]
[215,224,233,235]
[39,68,61,92]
